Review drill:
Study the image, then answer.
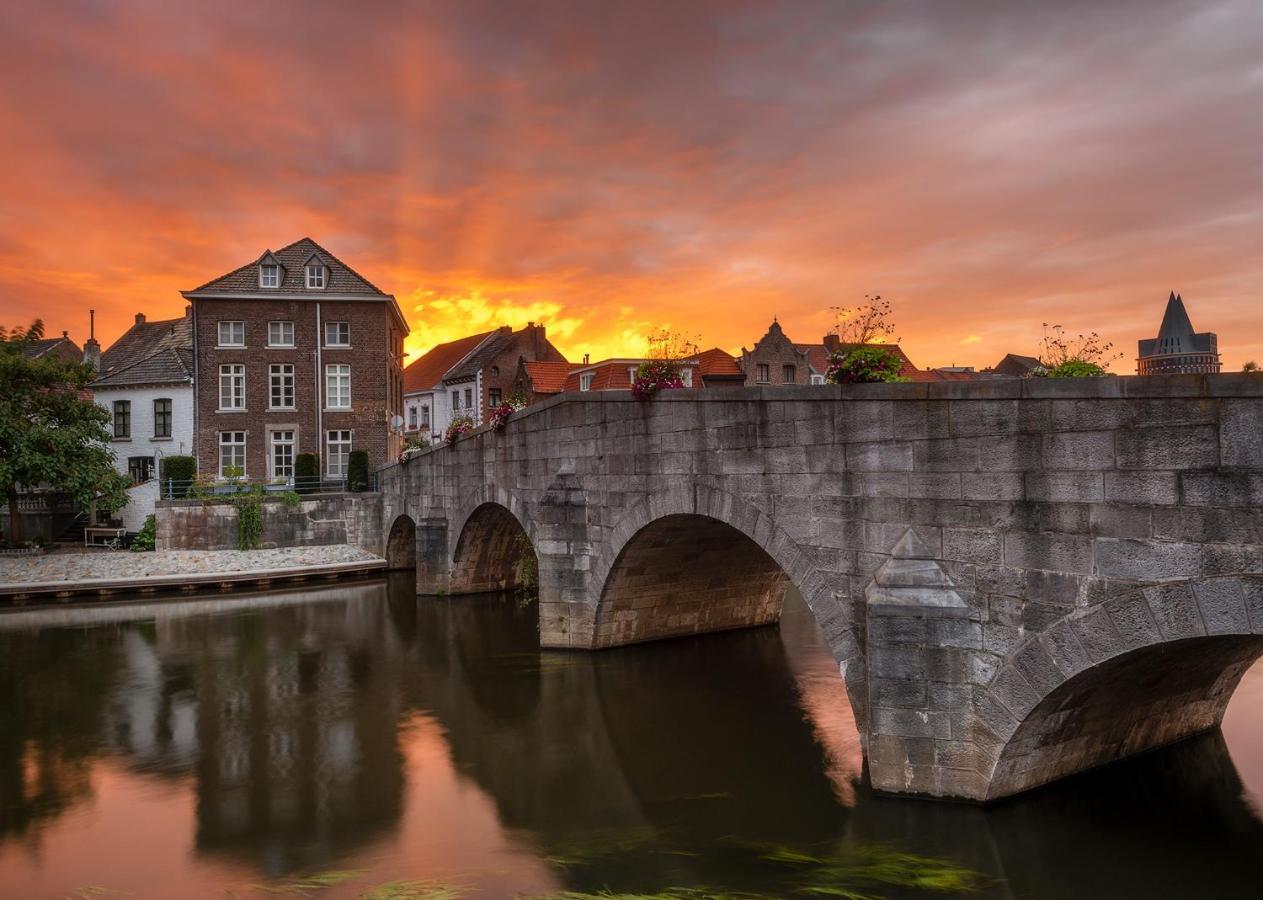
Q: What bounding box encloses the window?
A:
[112,400,131,439]
[325,364,351,409]
[782,364,796,384]
[628,366,638,385]
[681,368,693,387]
[580,373,594,391]
[219,432,246,477]
[408,407,418,430]
[219,364,245,409]
[326,430,352,477]
[153,398,172,438]
[451,390,460,410]
[464,387,472,409]
[421,405,431,428]
[218,321,245,347]
[260,264,279,288]
[268,321,294,347]
[270,364,295,409]
[324,322,350,347]
[270,430,295,480]
[306,265,325,289]
[755,363,770,383]
[489,388,502,407]
[127,456,154,483]
[810,374,825,385]
[490,366,500,377]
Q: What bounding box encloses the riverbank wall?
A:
[156,492,383,555]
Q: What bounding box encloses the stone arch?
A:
[449,499,538,595]
[384,514,417,570]
[980,576,1263,800]
[589,484,865,724]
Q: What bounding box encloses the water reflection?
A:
[0,575,1262,898]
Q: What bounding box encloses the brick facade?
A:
[184,239,407,479]
[740,321,813,386]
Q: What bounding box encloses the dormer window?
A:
[306,265,326,289]
[260,264,280,288]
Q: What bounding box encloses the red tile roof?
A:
[563,360,642,392]
[696,347,743,380]
[793,343,832,376]
[525,360,583,394]
[403,331,494,394]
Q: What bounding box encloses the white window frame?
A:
[219,364,245,410]
[580,373,594,391]
[324,321,350,348]
[306,265,325,289]
[755,363,770,383]
[218,321,245,348]
[810,374,825,385]
[269,430,295,480]
[681,367,693,387]
[451,390,460,410]
[260,264,280,288]
[268,321,294,347]
[218,431,246,477]
[326,430,352,478]
[270,364,295,409]
[408,407,418,429]
[325,364,351,409]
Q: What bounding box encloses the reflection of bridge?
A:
[377,377,1263,801]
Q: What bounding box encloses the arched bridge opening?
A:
[385,514,417,571]
[450,502,538,596]
[593,513,791,649]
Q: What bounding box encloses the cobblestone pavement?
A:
[0,545,381,584]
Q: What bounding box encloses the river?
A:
[1,574,1261,898]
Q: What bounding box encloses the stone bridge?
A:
[376,376,1263,802]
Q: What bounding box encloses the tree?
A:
[1038,323,1122,378]
[832,295,897,347]
[633,328,700,400]
[0,322,130,545]
[1244,361,1259,373]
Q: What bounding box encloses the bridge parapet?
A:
[378,374,1263,800]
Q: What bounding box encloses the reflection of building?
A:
[1138,292,1222,375]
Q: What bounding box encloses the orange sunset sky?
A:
[0,0,1259,370]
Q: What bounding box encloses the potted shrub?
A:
[347,450,370,492]
[295,453,320,494]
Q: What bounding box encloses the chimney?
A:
[184,304,192,318]
[83,309,101,373]
[135,312,146,325]
[823,334,841,354]
[62,330,68,338]
[583,353,590,365]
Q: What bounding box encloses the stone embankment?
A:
[0,545,385,600]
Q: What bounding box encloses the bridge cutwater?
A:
[374,375,1263,803]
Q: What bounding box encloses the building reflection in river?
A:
[3,576,1263,897]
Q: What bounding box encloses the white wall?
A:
[94,384,194,529]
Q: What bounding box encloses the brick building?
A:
[182,238,408,481]
[741,320,923,385]
[515,347,743,401]
[403,323,564,438]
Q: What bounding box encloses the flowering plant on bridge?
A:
[488,395,527,432]
[826,346,906,384]
[444,415,475,443]
[631,360,685,400]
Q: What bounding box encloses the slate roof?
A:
[989,353,1044,377]
[403,331,495,394]
[1139,292,1216,356]
[524,360,583,394]
[92,314,193,388]
[184,237,390,297]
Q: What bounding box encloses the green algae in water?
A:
[759,842,986,897]
[253,869,363,896]
[359,880,469,900]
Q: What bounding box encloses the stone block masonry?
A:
[377,375,1263,802]
[157,493,383,555]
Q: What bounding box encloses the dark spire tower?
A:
[1137,292,1221,375]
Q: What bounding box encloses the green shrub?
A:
[295,453,319,494]
[1046,359,1107,378]
[159,455,196,498]
[130,514,156,552]
[826,347,906,384]
[347,450,370,492]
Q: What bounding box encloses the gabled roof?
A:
[184,237,390,297]
[444,327,513,383]
[92,314,193,388]
[524,360,583,394]
[696,347,743,380]
[793,343,831,375]
[403,330,495,394]
[12,335,81,360]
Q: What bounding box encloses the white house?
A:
[90,311,195,532]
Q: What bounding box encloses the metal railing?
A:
[158,473,379,500]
